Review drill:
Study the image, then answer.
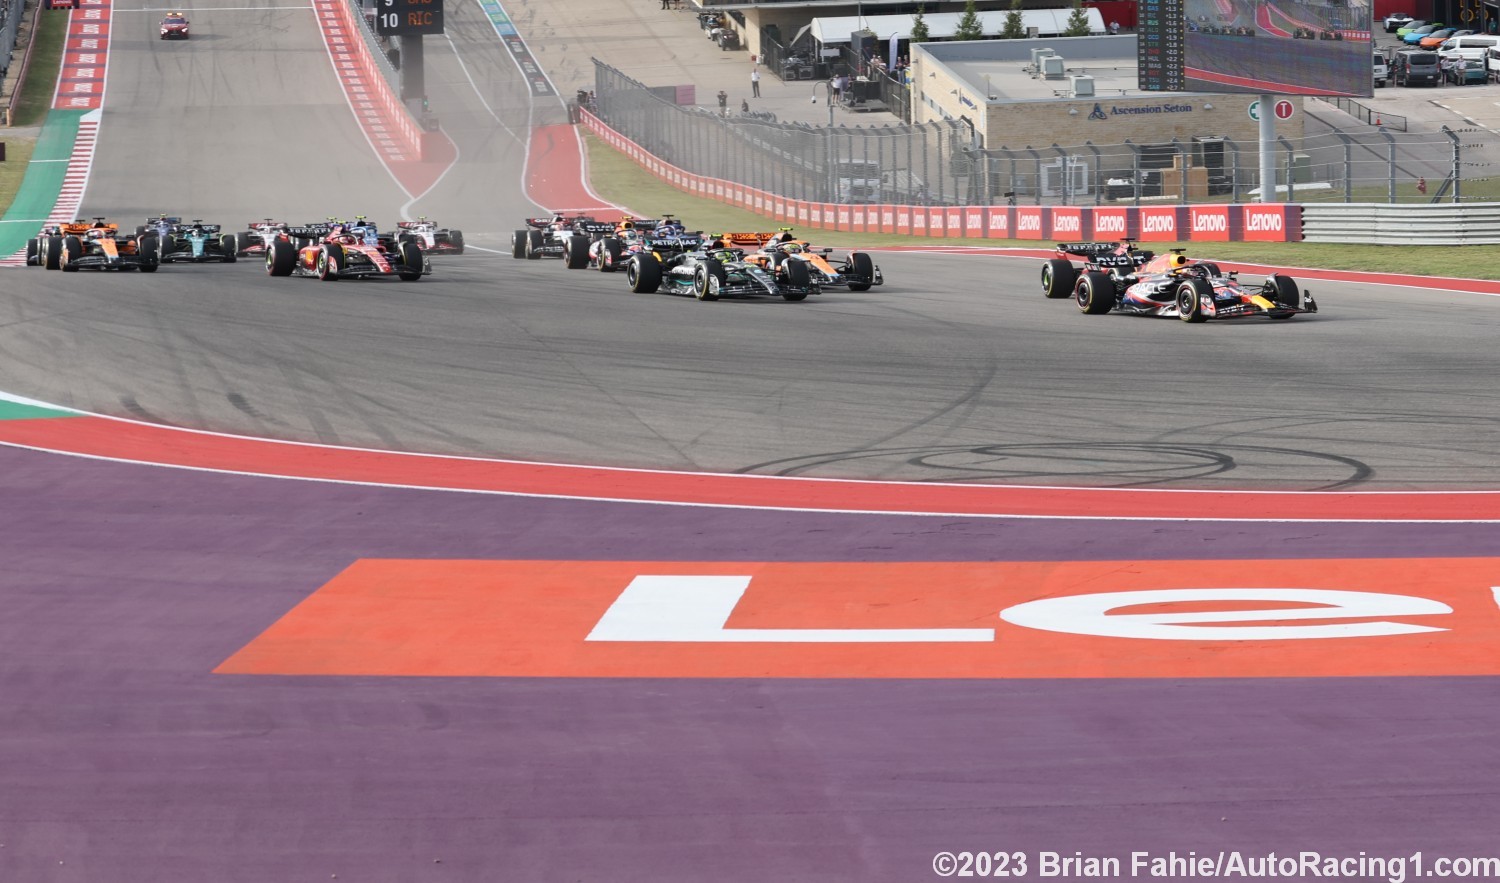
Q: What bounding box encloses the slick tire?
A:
[60,235,83,272]
[526,229,544,259]
[45,236,63,270]
[398,242,423,281]
[449,230,464,255]
[512,230,528,259]
[781,258,811,301]
[317,243,344,281]
[565,235,591,269]
[694,259,726,301]
[1177,278,1212,323]
[1075,271,1117,315]
[266,238,297,276]
[598,238,623,273]
[220,235,238,263]
[1042,258,1078,299]
[627,253,662,293]
[846,252,876,292]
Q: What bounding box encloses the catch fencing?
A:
[592,59,1496,208]
[1,0,25,82]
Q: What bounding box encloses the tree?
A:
[1063,0,1093,36]
[910,3,930,43]
[954,0,986,40]
[1001,0,1026,39]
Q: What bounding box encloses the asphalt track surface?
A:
[6,2,1500,881]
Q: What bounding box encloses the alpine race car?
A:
[395,217,465,255]
[732,229,882,291]
[44,219,161,272]
[1046,246,1317,322]
[159,11,189,39]
[160,221,237,263]
[265,222,425,281]
[625,243,818,301]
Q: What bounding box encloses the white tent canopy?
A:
[808,9,1106,44]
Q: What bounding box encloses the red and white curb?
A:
[1,110,102,267]
[311,0,418,167]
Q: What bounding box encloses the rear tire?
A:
[526,229,543,259]
[266,238,297,276]
[398,242,423,281]
[44,236,63,270]
[1075,271,1116,314]
[449,230,464,254]
[782,258,811,301]
[1042,258,1077,299]
[512,230,528,259]
[1177,278,1211,323]
[565,234,590,269]
[846,252,875,291]
[220,234,238,263]
[627,253,662,293]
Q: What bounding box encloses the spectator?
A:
[1109,20,1120,35]
[741,98,750,113]
[750,68,761,97]
[660,0,670,9]
[717,89,728,116]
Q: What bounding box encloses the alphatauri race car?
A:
[1043,244,1317,322]
[625,244,818,301]
[395,217,465,255]
[159,221,237,263]
[41,219,161,272]
[265,222,424,281]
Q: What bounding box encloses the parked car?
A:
[1394,49,1442,86]
[1374,51,1390,87]
[1384,12,1414,32]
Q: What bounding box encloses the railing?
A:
[2,0,44,127]
[1321,96,1408,133]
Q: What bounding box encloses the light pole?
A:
[812,80,836,201]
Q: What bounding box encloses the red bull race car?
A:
[265,221,425,281]
[1041,242,1317,323]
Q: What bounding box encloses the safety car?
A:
[160,12,189,39]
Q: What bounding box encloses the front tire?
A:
[317,243,344,281]
[846,252,876,291]
[1177,278,1211,323]
[60,236,83,272]
[1269,274,1300,309]
[137,234,160,273]
[25,238,38,266]
[398,241,423,281]
[782,258,811,301]
[220,234,238,263]
[694,259,726,300]
[1042,258,1078,299]
[597,238,623,272]
[449,230,465,254]
[1075,271,1116,314]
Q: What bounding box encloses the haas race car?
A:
[28,219,160,272]
[1042,241,1317,323]
[395,217,465,255]
[265,221,425,281]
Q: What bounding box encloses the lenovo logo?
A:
[1095,214,1126,234]
[1053,214,1081,233]
[1246,212,1284,231]
[1018,214,1042,232]
[1192,212,1227,232]
[1142,214,1175,233]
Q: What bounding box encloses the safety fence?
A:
[324,0,438,160]
[1,0,42,126]
[592,59,1494,207]
[0,0,24,82]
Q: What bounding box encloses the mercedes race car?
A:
[729,229,882,291]
[36,219,161,272]
[160,220,237,263]
[625,243,818,301]
[395,217,465,254]
[159,11,189,38]
[265,221,425,281]
[1042,243,1317,322]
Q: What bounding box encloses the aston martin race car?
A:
[160,11,189,38]
[1049,247,1318,322]
[265,222,424,281]
[395,217,465,254]
[43,219,160,272]
[733,229,882,291]
[159,220,237,263]
[624,244,818,301]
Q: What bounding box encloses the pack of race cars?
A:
[510,212,885,301]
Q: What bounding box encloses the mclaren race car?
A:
[265,222,425,281]
[625,243,818,301]
[159,220,237,263]
[41,219,161,272]
[731,229,882,291]
[1043,244,1317,322]
[395,217,465,254]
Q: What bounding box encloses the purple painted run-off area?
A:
[3,446,1499,882]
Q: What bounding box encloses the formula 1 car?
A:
[265,222,425,281]
[45,219,160,272]
[159,11,190,38]
[226,220,291,256]
[1040,240,1157,298]
[731,229,882,292]
[159,220,237,263]
[395,217,465,254]
[512,214,610,262]
[625,243,817,301]
[1050,246,1317,322]
[25,224,66,268]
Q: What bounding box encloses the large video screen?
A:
[1140,0,1373,97]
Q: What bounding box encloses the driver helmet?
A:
[619,229,638,243]
[1167,254,1190,270]
[88,228,106,239]
[781,242,803,254]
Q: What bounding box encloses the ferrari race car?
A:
[395,217,465,254]
[159,220,237,263]
[265,222,425,281]
[1042,243,1317,322]
[730,229,882,291]
[624,243,818,301]
[160,12,189,38]
[30,219,160,272]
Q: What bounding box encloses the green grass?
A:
[583,132,1500,279]
[11,7,67,129]
[0,138,37,217]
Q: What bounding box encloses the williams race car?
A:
[159,220,237,263]
[625,244,818,301]
[44,219,161,272]
[1043,244,1317,322]
[265,222,425,281]
[395,217,465,254]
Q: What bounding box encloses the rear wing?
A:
[146,216,181,226]
[175,223,222,234]
[285,224,331,238]
[573,220,615,235]
[1055,241,1134,258]
[648,233,705,251]
[618,217,660,231]
[249,220,286,230]
[716,231,778,247]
